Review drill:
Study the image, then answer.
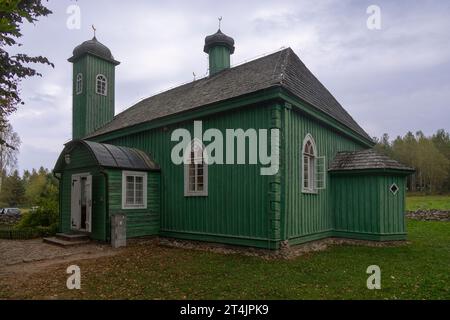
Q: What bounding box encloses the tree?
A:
[415,135,448,193]
[0,0,53,133]
[24,166,58,206]
[376,130,450,193]
[24,167,46,206]
[431,129,450,190]
[0,169,25,206]
[0,122,20,191]
[373,133,392,157]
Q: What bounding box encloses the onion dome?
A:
[68,36,120,65]
[203,29,235,54]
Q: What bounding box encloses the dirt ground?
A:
[0,239,120,277]
[0,236,411,299]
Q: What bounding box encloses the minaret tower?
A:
[68,30,120,139]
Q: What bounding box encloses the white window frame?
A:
[390,183,399,195]
[302,134,318,194]
[184,139,208,197]
[122,171,147,209]
[76,73,83,95]
[96,74,107,96]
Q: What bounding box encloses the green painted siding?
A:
[332,173,407,240]
[72,55,116,139]
[208,45,231,75]
[100,103,276,248]
[63,145,96,170]
[282,105,365,243]
[72,58,87,139]
[106,169,160,239]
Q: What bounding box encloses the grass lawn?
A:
[1,219,449,300]
[406,194,450,211]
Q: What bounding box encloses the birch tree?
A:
[0,123,20,191]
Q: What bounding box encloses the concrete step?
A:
[43,236,90,247]
[56,233,89,242]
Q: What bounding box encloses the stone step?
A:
[43,237,90,247]
[56,233,89,242]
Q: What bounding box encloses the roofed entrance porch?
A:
[54,140,161,243]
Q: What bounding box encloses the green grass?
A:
[406,194,450,211]
[1,219,449,299]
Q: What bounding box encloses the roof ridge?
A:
[270,47,291,85]
[87,47,373,142]
[105,48,291,123]
[279,50,373,142]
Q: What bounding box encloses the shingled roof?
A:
[87,48,372,141]
[54,140,160,172]
[329,149,414,172]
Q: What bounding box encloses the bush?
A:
[15,198,58,235]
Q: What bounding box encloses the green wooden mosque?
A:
[54,28,413,249]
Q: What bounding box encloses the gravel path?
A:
[0,239,119,276]
[406,210,450,221]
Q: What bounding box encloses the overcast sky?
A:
[8,0,450,172]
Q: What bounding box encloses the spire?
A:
[204,21,235,76]
[91,24,97,40]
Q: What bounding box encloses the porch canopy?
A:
[54,139,160,172]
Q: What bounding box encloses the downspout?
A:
[100,169,109,242]
[53,172,62,233]
[267,101,283,250]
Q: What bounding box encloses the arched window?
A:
[76,73,83,94]
[302,134,317,193]
[96,74,107,96]
[184,139,208,196]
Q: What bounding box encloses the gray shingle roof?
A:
[87,48,372,141]
[54,140,159,172]
[68,37,120,65]
[204,29,235,54]
[329,149,414,172]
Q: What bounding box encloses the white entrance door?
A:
[85,175,92,233]
[71,173,92,232]
[71,175,81,230]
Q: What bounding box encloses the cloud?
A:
[7,0,450,172]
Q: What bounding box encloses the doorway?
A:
[71,173,92,232]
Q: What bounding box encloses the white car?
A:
[1,208,21,216]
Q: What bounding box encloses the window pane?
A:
[186,141,207,194]
[310,157,315,188]
[304,141,310,153]
[135,189,143,204]
[189,176,196,189]
[304,155,309,189]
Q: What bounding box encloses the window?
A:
[390,183,399,195]
[302,134,326,193]
[122,171,147,209]
[76,73,83,94]
[96,74,107,96]
[184,139,208,196]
